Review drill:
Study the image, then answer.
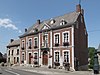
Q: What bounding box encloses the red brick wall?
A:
[74,14,88,66]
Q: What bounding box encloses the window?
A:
[17,49,19,55]
[34,53,38,64]
[17,57,19,63]
[54,33,60,46]
[63,32,70,46]
[55,52,59,62]
[12,50,13,56]
[64,51,69,63]
[34,37,38,48]
[22,40,25,50]
[60,19,67,25]
[8,58,10,63]
[28,38,32,49]
[64,33,68,42]
[42,34,48,47]
[8,50,10,56]
[22,54,24,63]
[55,34,59,44]
[50,19,55,24]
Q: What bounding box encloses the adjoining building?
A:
[19,4,88,70]
[7,39,20,66]
[97,44,100,65]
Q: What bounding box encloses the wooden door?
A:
[42,51,48,65]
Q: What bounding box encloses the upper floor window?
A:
[34,37,38,48]
[63,31,70,46]
[22,40,25,50]
[8,50,10,56]
[42,33,48,47]
[17,49,19,55]
[54,33,60,46]
[12,50,13,56]
[28,38,32,49]
[60,19,67,25]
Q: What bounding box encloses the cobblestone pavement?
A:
[11,66,100,75]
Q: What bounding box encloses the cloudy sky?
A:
[0,0,100,53]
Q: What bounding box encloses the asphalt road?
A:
[0,67,44,75]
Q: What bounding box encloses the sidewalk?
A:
[11,66,97,75]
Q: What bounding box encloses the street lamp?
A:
[93,50,99,74]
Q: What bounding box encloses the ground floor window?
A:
[55,52,59,62]
[64,51,69,63]
[34,53,38,64]
[22,54,24,63]
[8,58,10,63]
[17,57,19,63]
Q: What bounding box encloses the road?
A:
[0,67,44,75]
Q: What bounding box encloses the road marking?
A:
[5,69,20,75]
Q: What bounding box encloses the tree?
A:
[88,47,95,69]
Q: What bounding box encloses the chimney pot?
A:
[76,4,81,12]
[25,28,27,32]
[11,39,14,43]
[37,19,41,24]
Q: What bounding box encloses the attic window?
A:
[50,19,55,24]
[60,19,67,25]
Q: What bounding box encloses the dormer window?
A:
[60,19,67,25]
[50,19,55,24]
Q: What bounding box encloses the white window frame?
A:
[42,33,48,47]
[34,37,38,47]
[62,50,70,63]
[28,38,32,47]
[62,31,70,44]
[33,52,38,62]
[54,33,60,44]
[22,40,25,48]
[54,50,60,62]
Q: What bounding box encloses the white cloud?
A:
[0,18,22,33]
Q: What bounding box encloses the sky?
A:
[0,0,100,54]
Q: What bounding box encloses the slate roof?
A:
[19,11,80,38]
[7,39,20,48]
[97,44,100,53]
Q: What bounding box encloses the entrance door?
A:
[29,53,31,64]
[42,51,48,65]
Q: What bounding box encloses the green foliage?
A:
[88,47,95,69]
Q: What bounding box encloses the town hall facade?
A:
[7,4,88,71]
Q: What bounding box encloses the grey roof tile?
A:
[19,11,80,37]
[7,39,20,47]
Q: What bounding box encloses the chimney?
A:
[37,19,41,25]
[25,28,27,32]
[10,39,14,43]
[81,9,84,15]
[76,4,81,12]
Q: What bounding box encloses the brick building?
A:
[19,4,88,70]
[7,39,20,66]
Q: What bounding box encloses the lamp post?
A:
[93,50,99,74]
